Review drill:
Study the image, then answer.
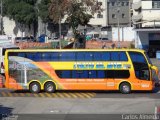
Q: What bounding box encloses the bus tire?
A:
[119,82,131,94]
[29,82,41,93]
[44,82,56,93]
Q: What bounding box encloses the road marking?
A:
[51,93,59,98]
[39,93,45,97]
[45,93,52,98]
[74,93,86,98]
[7,92,12,97]
[67,93,78,98]
[1,92,7,97]
[61,93,71,98]
[80,93,91,98]
[0,91,96,98]
[86,92,96,97]
[33,93,39,97]
[56,93,65,98]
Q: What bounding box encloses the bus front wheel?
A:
[29,82,41,93]
[119,82,131,94]
[44,82,56,93]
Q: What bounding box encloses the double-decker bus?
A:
[4,49,159,94]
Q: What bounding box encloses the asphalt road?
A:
[0,89,160,120]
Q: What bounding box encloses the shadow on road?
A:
[12,88,160,94]
[0,105,13,119]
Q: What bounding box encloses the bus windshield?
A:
[145,52,152,65]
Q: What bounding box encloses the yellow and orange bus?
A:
[4,49,159,94]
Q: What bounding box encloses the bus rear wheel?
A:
[119,82,131,94]
[29,82,41,93]
[44,82,56,93]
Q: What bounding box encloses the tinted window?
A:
[59,52,76,61]
[42,53,51,61]
[94,52,102,61]
[129,52,147,64]
[102,52,110,61]
[106,70,114,78]
[88,70,96,78]
[51,52,59,61]
[110,52,128,61]
[97,70,105,78]
[61,71,71,78]
[77,52,85,61]
[129,52,150,80]
[55,70,130,79]
[85,52,93,61]
[18,53,25,57]
[120,52,128,61]
[111,52,119,61]
[114,70,130,78]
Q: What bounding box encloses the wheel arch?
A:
[118,81,132,90]
[28,80,42,90]
[43,80,58,90]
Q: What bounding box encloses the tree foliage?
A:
[3,0,38,26]
[38,0,51,23]
[49,0,102,35]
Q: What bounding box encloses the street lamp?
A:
[117,0,120,48]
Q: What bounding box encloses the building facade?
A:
[132,0,160,57]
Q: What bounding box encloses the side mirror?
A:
[151,65,158,75]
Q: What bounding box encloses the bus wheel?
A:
[119,82,131,94]
[29,82,41,93]
[44,82,56,93]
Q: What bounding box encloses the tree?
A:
[49,0,102,35]
[3,0,38,36]
[38,0,51,23]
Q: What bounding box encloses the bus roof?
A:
[6,49,145,53]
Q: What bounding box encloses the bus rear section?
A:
[4,49,158,94]
[0,43,19,75]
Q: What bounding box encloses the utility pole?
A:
[1,0,3,35]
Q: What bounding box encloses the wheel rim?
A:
[46,84,53,92]
[32,84,38,92]
[122,85,130,93]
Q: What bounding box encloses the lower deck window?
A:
[55,70,130,79]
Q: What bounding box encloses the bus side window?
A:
[88,70,96,78]
[18,53,25,57]
[51,52,59,61]
[72,70,88,78]
[94,52,102,61]
[111,52,119,61]
[106,70,114,78]
[119,52,128,61]
[34,53,42,61]
[61,70,71,78]
[26,53,35,60]
[85,52,93,61]
[42,53,51,61]
[60,52,76,61]
[97,70,105,78]
[76,52,85,61]
[102,52,110,61]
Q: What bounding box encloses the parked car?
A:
[100,38,109,41]
[15,36,36,43]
